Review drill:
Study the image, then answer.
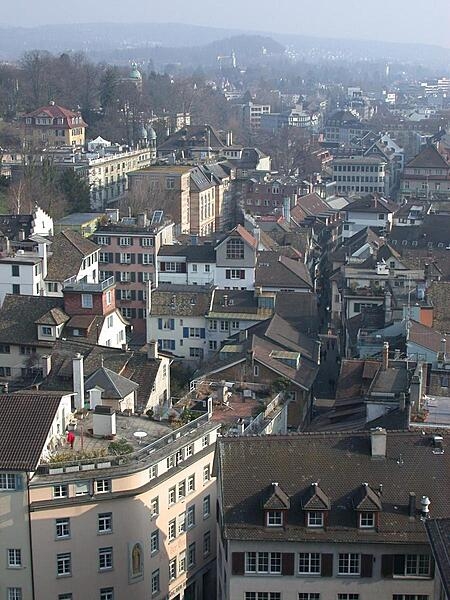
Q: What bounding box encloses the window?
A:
[307,511,324,527]
[179,550,186,574]
[150,529,159,554]
[96,236,110,246]
[225,268,245,279]
[166,177,175,190]
[7,590,22,600]
[11,265,19,277]
[187,475,195,493]
[186,444,193,458]
[359,512,375,528]
[245,552,281,574]
[142,253,153,265]
[0,344,10,353]
[98,513,112,534]
[187,505,195,529]
[106,291,112,306]
[226,238,245,259]
[12,284,20,294]
[298,552,321,574]
[95,479,111,494]
[119,237,132,246]
[169,486,176,505]
[169,557,177,580]
[150,497,159,517]
[203,530,211,556]
[75,481,89,496]
[189,327,201,338]
[99,588,114,600]
[266,510,284,528]
[151,569,160,595]
[42,326,52,336]
[57,553,71,576]
[58,595,73,600]
[0,473,17,490]
[99,547,113,570]
[203,464,211,483]
[190,347,203,359]
[338,553,360,575]
[56,518,71,539]
[141,237,154,247]
[209,340,217,351]
[178,512,186,535]
[81,294,93,308]
[7,549,21,568]
[202,434,209,448]
[203,495,211,518]
[299,595,320,600]
[178,480,186,499]
[120,271,131,282]
[392,554,431,577]
[168,519,176,541]
[20,345,36,355]
[245,595,281,600]
[392,594,429,600]
[205,264,210,272]
[188,542,196,567]
[120,252,132,264]
[337,596,359,600]
[0,366,11,377]
[209,320,217,330]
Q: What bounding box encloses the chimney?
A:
[370,427,387,458]
[254,226,261,250]
[37,241,48,279]
[282,197,291,222]
[137,212,147,228]
[382,341,389,371]
[226,130,233,146]
[18,229,25,241]
[420,496,430,519]
[408,492,416,519]
[72,353,85,410]
[41,354,52,378]
[441,337,447,357]
[207,396,213,418]
[93,405,116,437]
[147,340,158,360]
[384,290,392,325]
[87,387,103,410]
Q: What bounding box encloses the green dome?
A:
[129,62,142,80]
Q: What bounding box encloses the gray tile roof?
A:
[256,252,313,289]
[216,431,450,544]
[425,518,450,598]
[150,284,213,317]
[0,393,64,470]
[0,295,64,346]
[47,230,99,282]
[84,366,138,399]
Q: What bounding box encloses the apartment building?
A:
[93,213,173,337]
[0,391,220,600]
[332,156,389,197]
[215,428,449,600]
[339,196,395,241]
[23,102,87,148]
[399,144,450,201]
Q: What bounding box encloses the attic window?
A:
[307,511,324,528]
[359,512,375,528]
[266,510,283,527]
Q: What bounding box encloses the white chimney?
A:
[420,495,430,518]
[73,353,85,410]
[37,241,48,279]
[87,387,103,410]
[93,405,116,437]
[41,354,52,378]
[382,342,389,371]
[147,340,158,360]
[370,427,387,458]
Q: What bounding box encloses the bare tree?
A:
[119,178,178,221]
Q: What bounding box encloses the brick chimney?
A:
[370,427,387,458]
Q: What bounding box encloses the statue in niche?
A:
[131,543,143,576]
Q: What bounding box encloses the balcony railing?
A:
[63,276,115,292]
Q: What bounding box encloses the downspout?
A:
[27,472,36,600]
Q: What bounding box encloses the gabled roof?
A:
[408,320,443,353]
[425,519,450,599]
[35,307,70,326]
[302,482,331,510]
[0,393,64,470]
[346,195,395,214]
[85,366,138,399]
[47,230,99,282]
[353,483,383,511]
[150,284,214,317]
[256,251,312,289]
[263,483,291,510]
[406,145,449,170]
[0,295,64,346]
[24,103,87,128]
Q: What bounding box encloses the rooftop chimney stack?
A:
[147,340,158,360]
[420,495,430,519]
[382,341,389,371]
[72,353,85,410]
[408,492,416,519]
[370,427,387,458]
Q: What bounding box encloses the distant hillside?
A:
[0,21,449,68]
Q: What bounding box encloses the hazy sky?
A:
[2,0,450,48]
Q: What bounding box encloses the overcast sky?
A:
[2,0,449,48]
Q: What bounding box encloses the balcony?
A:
[63,276,115,293]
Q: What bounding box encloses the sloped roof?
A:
[256,251,312,289]
[0,393,64,470]
[347,195,396,214]
[353,483,383,511]
[216,431,450,544]
[263,483,291,510]
[85,366,138,399]
[150,284,213,317]
[302,482,331,510]
[47,230,99,282]
[408,320,443,353]
[24,103,87,127]
[0,295,64,345]
[406,145,449,169]
[35,307,70,326]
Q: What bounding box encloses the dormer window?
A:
[307,511,324,528]
[359,511,375,528]
[266,510,283,527]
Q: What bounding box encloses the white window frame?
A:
[307,511,324,528]
[338,553,360,576]
[7,549,22,568]
[56,553,71,577]
[95,479,111,494]
[266,510,283,527]
[81,294,93,308]
[53,484,68,498]
[98,547,113,571]
[56,518,71,539]
[98,513,112,534]
[359,511,375,528]
[298,552,321,574]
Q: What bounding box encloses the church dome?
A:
[147,126,157,140]
[129,62,142,80]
